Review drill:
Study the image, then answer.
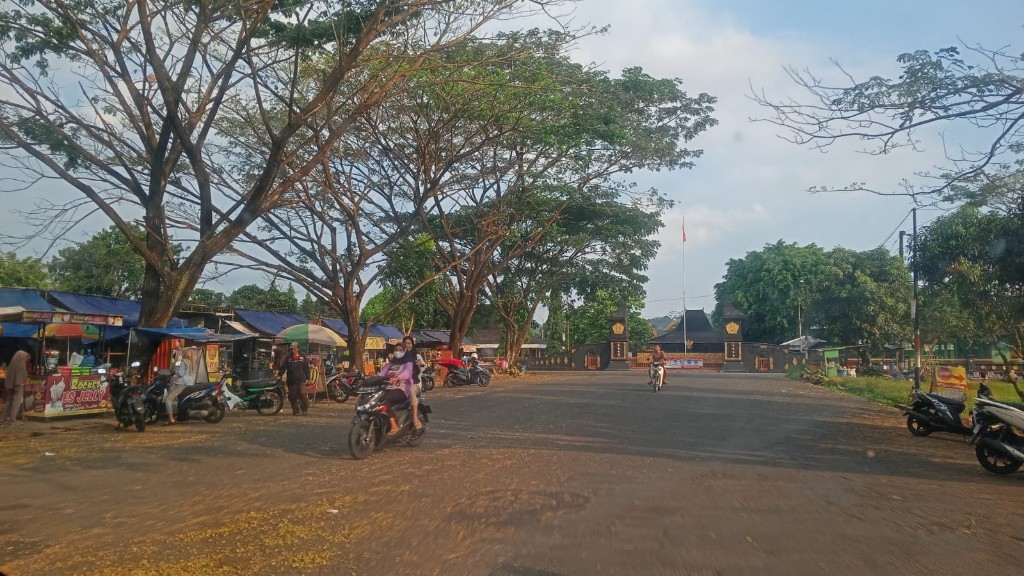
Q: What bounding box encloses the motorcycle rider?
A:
[402,336,425,432]
[278,342,311,416]
[379,342,414,437]
[650,344,667,387]
[164,348,190,425]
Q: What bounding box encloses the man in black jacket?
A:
[278,342,311,416]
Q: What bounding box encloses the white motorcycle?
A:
[970,382,1024,474]
[649,362,665,393]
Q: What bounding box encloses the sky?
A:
[2,1,1022,323]
[552,0,1023,320]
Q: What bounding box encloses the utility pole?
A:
[912,208,921,390]
[898,230,905,261]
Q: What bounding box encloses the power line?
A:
[646,294,714,303]
[878,209,913,249]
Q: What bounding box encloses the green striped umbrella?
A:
[276,324,347,347]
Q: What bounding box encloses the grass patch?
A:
[825,376,1023,410]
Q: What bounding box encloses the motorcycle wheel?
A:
[203,401,227,423]
[423,377,435,392]
[145,402,159,425]
[444,375,457,388]
[134,411,146,432]
[906,414,932,437]
[476,374,490,387]
[405,432,424,447]
[349,419,376,460]
[257,391,284,416]
[329,383,346,403]
[976,432,1024,475]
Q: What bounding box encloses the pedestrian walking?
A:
[1,347,31,425]
[278,342,310,416]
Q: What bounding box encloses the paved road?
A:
[2,372,1022,575]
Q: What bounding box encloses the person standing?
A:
[1,347,31,425]
[278,342,310,416]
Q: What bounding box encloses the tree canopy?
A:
[48,225,155,299]
[0,252,48,289]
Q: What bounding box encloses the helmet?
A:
[471,352,478,359]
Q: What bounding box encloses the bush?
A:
[858,365,887,378]
[801,367,829,385]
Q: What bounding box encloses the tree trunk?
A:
[447,293,478,354]
[339,289,365,371]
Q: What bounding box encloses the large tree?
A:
[485,193,664,363]
[917,202,1024,365]
[426,60,716,353]
[0,0,554,326]
[754,40,1024,199]
[713,241,831,344]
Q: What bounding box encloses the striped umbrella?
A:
[276,324,347,347]
[39,323,101,340]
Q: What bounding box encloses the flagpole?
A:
[682,216,687,357]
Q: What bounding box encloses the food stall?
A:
[16,310,126,420]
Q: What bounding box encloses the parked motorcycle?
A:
[899,388,973,437]
[420,364,436,392]
[144,372,227,425]
[104,362,147,432]
[221,370,283,415]
[970,383,1024,475]
[437,357,490,387]
[326,370,364,403]
[649,362,665,392]
[348,376,431,460]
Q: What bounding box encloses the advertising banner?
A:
[25,374,110,418]
[21,311,124,326]
[666,358,704,369]
[932,365,968,401]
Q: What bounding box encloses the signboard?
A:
[24,374,111,418]
[22,311,124,327]
[932,365,968,401]
[365,336,386,350]
[666,358,704,369]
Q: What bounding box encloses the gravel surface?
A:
[1,371,1022,575]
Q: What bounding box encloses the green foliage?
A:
[917,195,1024,357]
[0,252,48,289]
[714,241,911,354]
[227,282,299,313]
[368,235,449,330]
[187,288,227,309]
[565,289,651,350]
[299,293,328,319]
[48,225,151,299]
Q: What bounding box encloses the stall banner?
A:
[666,358,704,369]
[306,354,326,395]
[25,373,110,417]
[22,311,124,327]
[365,336,386,350]
[206,345,221,380]
[932,365,968,401]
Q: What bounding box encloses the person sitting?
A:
[650,344,667,386]
[378,343,415,437]
[402,336,425,432]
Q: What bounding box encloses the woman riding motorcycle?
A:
[379,343,415,437]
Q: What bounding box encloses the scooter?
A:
[970,383,1024,475]
[220,370,283,415]
[420,364,436,392]
[649,362,665,392]
[104,362,147,432]
[144,373,227,425]
[347,375,431,460]
[898,388,973,437]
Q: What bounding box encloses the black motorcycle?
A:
[443,365,491,388]
[103,362,147,432]
[348,376,431,460]
[420,364,436,392]
[144,370,227,425]
[970,382,1024,474]
[899,388,974,437]
[327,370,364,403]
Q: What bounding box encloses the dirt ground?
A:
[2,371,1023,576]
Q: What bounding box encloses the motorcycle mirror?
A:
[97,368,107,375]
[131,361,141,368]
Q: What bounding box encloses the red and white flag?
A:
[681,217,687,243]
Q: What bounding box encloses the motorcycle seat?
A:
[180,383,214,396]
[922,393,965,411]
[392,402,410,412]
[241,380,277,390]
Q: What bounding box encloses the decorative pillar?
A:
[606,303,631,371]
[722,298,746,372]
